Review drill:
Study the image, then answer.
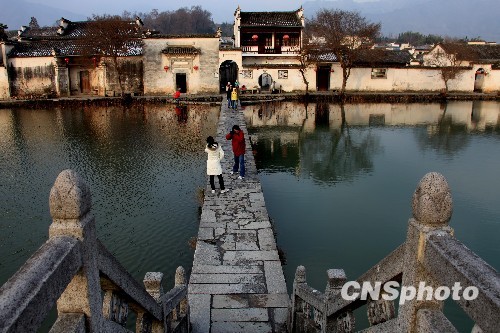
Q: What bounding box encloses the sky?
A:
[21,0,312,23]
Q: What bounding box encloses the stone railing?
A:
[0,169,189,333]
[290,172,500,333]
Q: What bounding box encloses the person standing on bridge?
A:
[205,136,228,194]
[226,125,245,179]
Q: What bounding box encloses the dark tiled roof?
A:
[9,39,143,57]
[439,43,500,62]
[18,26,59,39]
[353,49,412,66]
[240,11,302,27]
[244,63,301,69]
[18,20,141,40]
[145,33,217,39]
[161,46,200,55]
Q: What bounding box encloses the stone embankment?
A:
[188,103,289,333]
[0,91,498,108]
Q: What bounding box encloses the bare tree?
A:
[29,17,40,29]
[306,9,380,96]
[81,15,144,95]
[0,23,8,41]
[426,44,471,93]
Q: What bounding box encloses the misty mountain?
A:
[303,0,500,42]
[0,0,86,30]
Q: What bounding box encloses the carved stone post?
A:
[398,172,454,332]
[175,266,188,319]
[102,291,128,325]
[290,265,307,332]
[49,169,103,332]
[140,272,165,333]
[367,293,395,325]
[325,269,354,333]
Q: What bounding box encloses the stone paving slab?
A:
[190,273,264,284]
[188,283,266,295]
[189,103,289,332]
[210,322,273,333]
[211,308,269,322]
[213,294,291,309]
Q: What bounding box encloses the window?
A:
[278,70,288,79]
[371,68,387,79]
[241,70,253,79]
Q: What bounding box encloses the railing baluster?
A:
[142,272,165,333]
[49,169,104,332]
[399,172,454,332]
[325,269,354,333]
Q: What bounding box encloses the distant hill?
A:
[0,0,86,30]
[303,0,500,42]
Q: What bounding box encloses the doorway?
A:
[258,73,272,91]
[219,61,238,92]
[316,66,331,91]
[474,68,485,92]
[176,73,187,93]
[80,70,90,94]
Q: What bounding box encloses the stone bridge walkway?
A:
[188,103,289,333]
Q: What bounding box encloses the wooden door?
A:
[80,71,91,94]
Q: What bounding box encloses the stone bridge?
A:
[0,103,499,333]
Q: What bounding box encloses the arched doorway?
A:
[474,68,486,92]
[219,61,238,92]
[258,73,272,91]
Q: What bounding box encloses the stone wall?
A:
[0,66,9,99]
[102,56,143,96]
[330,65,476,92]
[143,37,220,95]
[7,57,56,98]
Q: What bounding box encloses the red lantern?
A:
[251,34,258,41]
[283,34,290,40]
[164,65,169,72]
[64,57,70,64]
[193,65,199,71]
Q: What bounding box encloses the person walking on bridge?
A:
[205,136,228,194]
[226,125,245,179]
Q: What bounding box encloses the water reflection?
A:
[245,100,500,331]
[0,104,219,287]
[246,101,500,182]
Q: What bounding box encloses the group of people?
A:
[225,81,240,110]
[205,125,246,194]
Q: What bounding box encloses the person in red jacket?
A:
[173,88,181,103]
[225,125,246,179]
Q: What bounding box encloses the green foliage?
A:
[218,22,234,37]
[395,31,443,45]
[119,6,217,34]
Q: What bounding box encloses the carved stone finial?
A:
[412,172,452,226]
[294,265,306,284]
[175,266,186,286]
[144,272,164,302]
[49,169,91,220]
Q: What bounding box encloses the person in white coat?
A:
[205,136,228,194]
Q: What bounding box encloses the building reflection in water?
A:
[0,103,220,288]
[245,101,500,183]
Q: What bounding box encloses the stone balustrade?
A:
[0,169,189,333]
[291,172,500,333]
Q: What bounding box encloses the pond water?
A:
[0,104,219,289]
[245,100,500,331]
[0,100,498,331]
